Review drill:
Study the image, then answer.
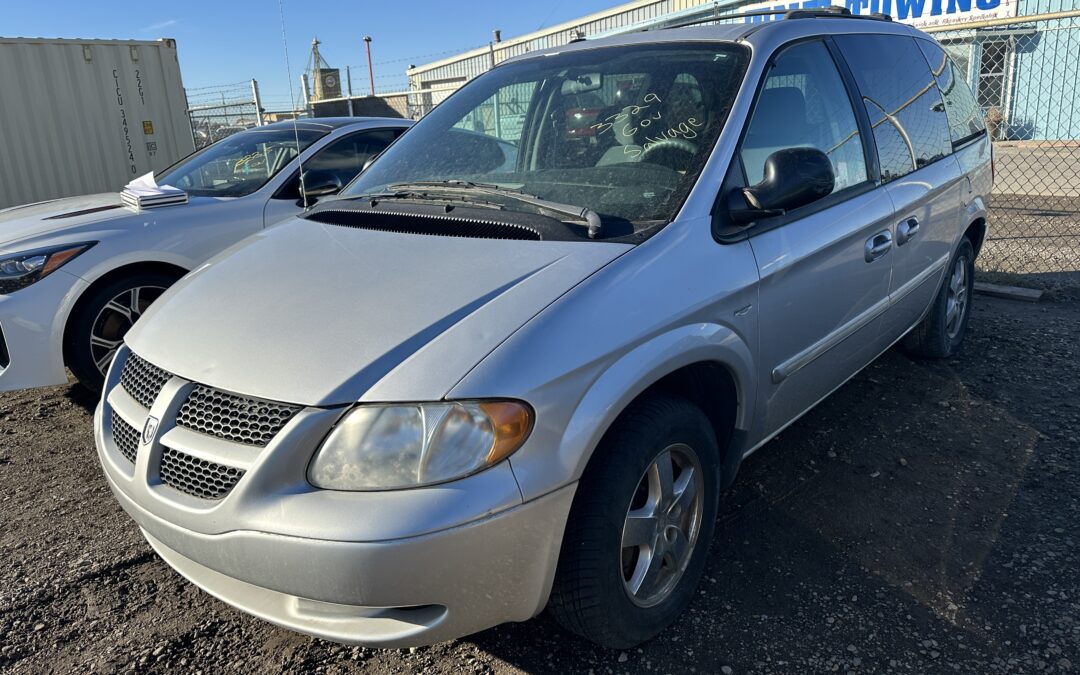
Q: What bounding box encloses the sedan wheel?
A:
[89,285,167,376]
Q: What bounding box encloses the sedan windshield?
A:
[343,43,748,240]
[157,127,326,198]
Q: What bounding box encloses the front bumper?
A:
[0,270,86,391]
[95,348,576,647]
[110,478,575,647]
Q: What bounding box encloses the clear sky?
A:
[3,0,622,111]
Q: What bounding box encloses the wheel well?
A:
[964,218,987,256]
[62,261,188,363]
[639,361,738,457]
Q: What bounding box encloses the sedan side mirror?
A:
[301,170,343,199]
[730,147,835,225]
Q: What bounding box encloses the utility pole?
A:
[251,79,264,126]
[346,66,354,116]
[364,36,375,96]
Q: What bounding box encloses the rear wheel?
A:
[67,273,176,392]
[902,237,976,359]
[548,393,720,648]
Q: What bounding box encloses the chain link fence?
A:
[929,13,1080,275]
[185,81,263,149]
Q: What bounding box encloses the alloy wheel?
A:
[945,255,970,340]
[89,285,166,376]
[621,443,705,608]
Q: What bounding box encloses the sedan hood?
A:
[0,194,126,250]
[126,217,630,406]
[0,192,217,253]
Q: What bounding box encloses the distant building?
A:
[406,0,1079,140]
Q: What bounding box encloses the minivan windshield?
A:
[343,43,748,239]
[157,127,326,198]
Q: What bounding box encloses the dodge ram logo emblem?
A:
[142,416,159,445]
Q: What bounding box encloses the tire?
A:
[67,272,177,392]
[548,392,721,648]
[902,237,976,359]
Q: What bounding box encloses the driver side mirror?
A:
[729,147,834,225]
[298,170,343,204]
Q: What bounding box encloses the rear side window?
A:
[739,41,869,194]
[916,39,986,145]
[835,34,952,182]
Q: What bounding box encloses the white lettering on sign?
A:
[740,0,1018,29]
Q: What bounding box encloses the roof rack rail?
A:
[641,5,892,31]
[786,6,892,20]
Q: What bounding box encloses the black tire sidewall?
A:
[557,394,721,647]
[67,272,177,391]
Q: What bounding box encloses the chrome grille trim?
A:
[111,412,140,465]
[176,385,300,447]
[159,446,245,500]
[119,353,171,409]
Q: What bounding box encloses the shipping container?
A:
[0,37,194,209]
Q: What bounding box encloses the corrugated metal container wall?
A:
[0,37,194,209]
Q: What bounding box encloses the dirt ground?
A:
[1,293,1078,674]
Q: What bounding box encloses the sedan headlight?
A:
[0,242,95,294]
[308,400,533,490]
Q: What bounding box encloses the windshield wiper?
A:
[387,180,604,239]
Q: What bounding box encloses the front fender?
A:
[506,322,756,502]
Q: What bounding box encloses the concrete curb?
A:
[974,281,1044,303]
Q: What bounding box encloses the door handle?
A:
[897,217,920,246]
[865,230,893,262]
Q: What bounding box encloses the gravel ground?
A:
[1,293,1078,674]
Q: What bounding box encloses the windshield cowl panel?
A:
[156,128,327,199]
[345,42,749,242]
[303,198,645,243]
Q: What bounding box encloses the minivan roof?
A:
[502,12,921,66]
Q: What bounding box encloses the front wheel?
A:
[67,273,176,392]
[902,237,976,359]
[548,393,720,648]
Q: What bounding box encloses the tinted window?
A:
[836,35,952,182]
[277,129,402,199]
[916,39,986,144]
[740,41,868,194]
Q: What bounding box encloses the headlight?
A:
[308,400,533,490]
[0,242,95,294]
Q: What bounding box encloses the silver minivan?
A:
[96,9,992,649]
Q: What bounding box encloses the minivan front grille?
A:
[159,446,245,500]
[112,412,140,464]
[120,353,171,409]
[176,385,300,447]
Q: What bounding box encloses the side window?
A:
[739,41,868,195]
[835,35,953,182]
[916,39,986,144]
[275,129,402,199]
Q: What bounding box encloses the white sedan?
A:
[0,117,411,392]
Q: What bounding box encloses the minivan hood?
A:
[126,217,630,406]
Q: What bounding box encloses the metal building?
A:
[406,0,1079,142]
